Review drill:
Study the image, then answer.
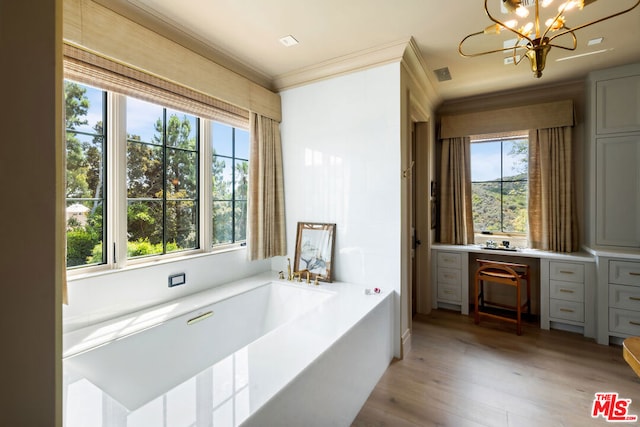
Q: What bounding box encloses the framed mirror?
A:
[293,222,336,282]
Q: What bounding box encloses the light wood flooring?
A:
[351,310,640,427]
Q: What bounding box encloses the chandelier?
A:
[458,0,640,78]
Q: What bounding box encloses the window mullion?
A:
[200,119,212,251]
[111,93,128,268]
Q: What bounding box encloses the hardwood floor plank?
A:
[352,310,640,427]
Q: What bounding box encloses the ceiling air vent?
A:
[433,67,452,82]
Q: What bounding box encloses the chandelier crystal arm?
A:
[459,31,529,58]
[548,0,640,44]
[482,0,534,43]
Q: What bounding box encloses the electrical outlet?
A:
[168,273,186,287]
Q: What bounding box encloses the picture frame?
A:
[293,222,336,282]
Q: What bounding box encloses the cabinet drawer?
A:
[549,262,584,283]
[609,284,640,311]
[550,299,584,323]
[438,282,461,303]
[437,267,461,285]
[609,261,640,286]
[609,308,640,336]
[550,280,584,302]
[437,252,461,269]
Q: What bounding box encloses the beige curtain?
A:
[528,127,578,252]
[247,113,287,260]
[440,137,474,244]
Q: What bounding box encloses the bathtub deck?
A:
[63,272,393,426]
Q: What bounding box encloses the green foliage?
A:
[472,172,528,234]
[127,239,179,258]
[67,227,100,267]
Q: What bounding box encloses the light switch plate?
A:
[168,273,186,287]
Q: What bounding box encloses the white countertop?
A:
[432,243,596,262]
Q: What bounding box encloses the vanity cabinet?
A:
[432,250,469,315]
[598,258,640,344]
[541,259,595,338]
[586,63,640,249]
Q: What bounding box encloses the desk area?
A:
[431,244,597,338]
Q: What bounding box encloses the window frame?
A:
[470,133,529,244]
[65,83,250,277]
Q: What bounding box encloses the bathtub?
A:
[63,273,393,426]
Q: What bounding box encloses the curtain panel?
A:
[528,127,579,252]
[247,113,287,260]
[440,137,475,245]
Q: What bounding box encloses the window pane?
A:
[502,181,528,233]
[66,133,104,199]
[503,139,528,179]
[167,200,197,251]
[213,156,233,200]
[65,81,106,268]
[235,128,250,160]
[167,149,198,199]
[127,142,163,198]
[65,82,104,134]
[471,141,501,182]
[472,182,501,232]
[127,200,163,256]
[166,110,197,150]
[127,97,163,144]
[235,160,249,200]
[212,122,233,156]
[235,201,247,242]
[66,200,104,267]
[213,201,233,244]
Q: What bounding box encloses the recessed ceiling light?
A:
[279,35,299,47]
[587,37,604,46]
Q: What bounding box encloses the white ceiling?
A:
[97,0,640,102]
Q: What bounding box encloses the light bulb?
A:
[541,0,554,7]
[516,5,530,17]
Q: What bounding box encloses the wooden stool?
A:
[474,259,531,335]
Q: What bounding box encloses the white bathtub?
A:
[63,274,393,426]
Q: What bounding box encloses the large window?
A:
[64,80,249,270]
[470,134,528,235]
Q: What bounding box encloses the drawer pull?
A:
[630,272,640,277]
[559,289,575,293]
[630,321,640,327]
[629,297,640,301]
[559,308,575,313]
[559,270,575,274]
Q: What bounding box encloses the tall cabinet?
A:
[586,63,640,344]
[587,63,640,248]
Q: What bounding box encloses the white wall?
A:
[276,63,403,356]
[64,251,270,332]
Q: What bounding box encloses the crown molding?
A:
[401,37,441,111]
[273,38,412,92]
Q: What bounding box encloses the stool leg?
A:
[516,279,522,335]
[474,276,480,325]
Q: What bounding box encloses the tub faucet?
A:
[287,258,293,281]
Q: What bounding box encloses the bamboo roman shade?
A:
[440,100,574,138]
[63,43,249,128]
